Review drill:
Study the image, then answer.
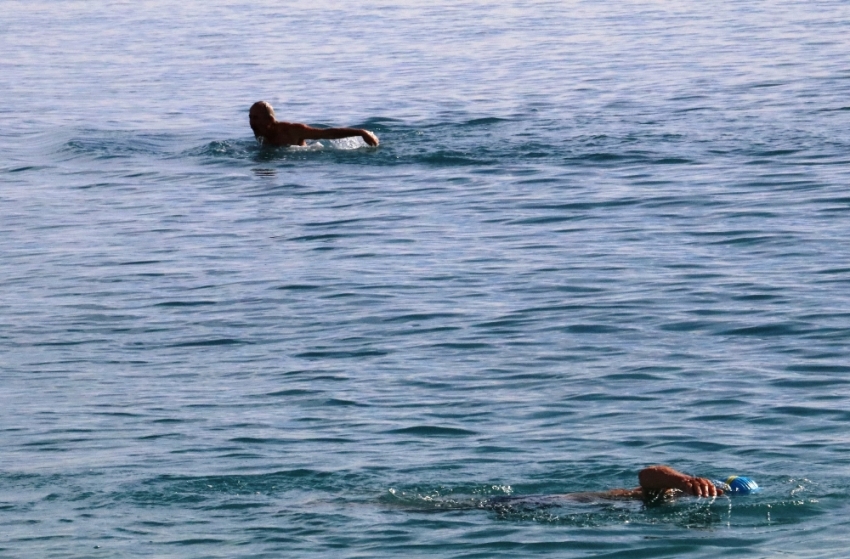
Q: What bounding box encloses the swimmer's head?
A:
[249,101,275,136]
[724,476,760,494]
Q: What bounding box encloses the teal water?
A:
[2,1,850,557]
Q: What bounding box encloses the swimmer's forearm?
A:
[305,127,357,139]
[304,126,379,146]
[638,465,722,497]
[638,465,690,490]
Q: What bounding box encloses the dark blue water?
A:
[3,1,850,557]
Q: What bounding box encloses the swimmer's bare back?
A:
[249,101,378,147]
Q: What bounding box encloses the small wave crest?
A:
[58,131,175,161]
[184,139,257,160]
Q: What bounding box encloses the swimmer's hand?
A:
[680,476,723,498]
[361,130,379,147]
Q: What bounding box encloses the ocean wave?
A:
[39,120,850,174]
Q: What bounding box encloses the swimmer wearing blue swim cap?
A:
[488,466,760,511]
[527,465,761,503]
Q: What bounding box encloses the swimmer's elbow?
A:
[638,465,679,489]
[638,466,655,488]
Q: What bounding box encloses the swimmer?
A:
[490,465,757,509]
[249,101,379,147]
[583,464,724,501]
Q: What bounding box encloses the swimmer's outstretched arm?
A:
[638,465,722,497]
[292,123,379,146]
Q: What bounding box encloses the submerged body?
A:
[490,465,726,510]
[249,101,378,147]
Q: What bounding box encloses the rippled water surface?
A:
[3,1,850,557]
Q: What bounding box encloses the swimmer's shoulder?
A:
[260,121,307,146]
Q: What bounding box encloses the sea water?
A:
[2,1,850,557]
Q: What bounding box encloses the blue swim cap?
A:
[725,476,760,494]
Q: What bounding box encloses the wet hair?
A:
[250,101,274,119]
